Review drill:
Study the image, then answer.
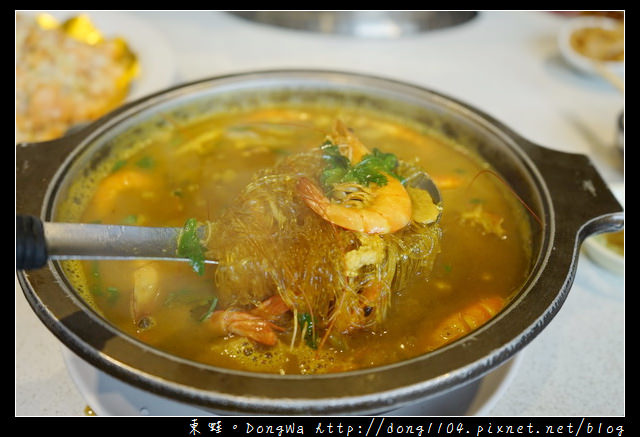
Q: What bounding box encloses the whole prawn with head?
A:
[296,120,413,235]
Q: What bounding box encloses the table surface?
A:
[15,10,624,417]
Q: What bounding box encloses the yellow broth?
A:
[58,102,533,374]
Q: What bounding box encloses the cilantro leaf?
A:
[177,218,206,276]
[319,141,400,190]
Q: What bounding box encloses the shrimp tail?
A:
[250,295,291,320]
[296,177,330,218]
[297,176,365,232]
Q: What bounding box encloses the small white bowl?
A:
[558,16,624,77]
[583,182,624,275]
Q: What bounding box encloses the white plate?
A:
[62,346,522,416]
[557,16,624,78]
[583,182,624,275]
[17,10,177,103]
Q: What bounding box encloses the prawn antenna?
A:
[468,169,543,228]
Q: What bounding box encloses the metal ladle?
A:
[16,171,442,271]
[15,214,216,270]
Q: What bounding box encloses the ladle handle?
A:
[15,215,217,270]
[16,215,48,270]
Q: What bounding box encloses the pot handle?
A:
[520,140,624,241]
[16,215,48,270]
[16,134,81,217]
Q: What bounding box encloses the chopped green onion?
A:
[164,289,190,306]
[121,214,138,225]
[135,156,154,169]
[111,160,127,173]
[90,261,102,296]
[106,286,120,304]
[297,312,317,349]
[198,297,219,322]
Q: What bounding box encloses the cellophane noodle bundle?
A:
[205,148,442,341]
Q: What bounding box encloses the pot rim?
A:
[16,69,624,415]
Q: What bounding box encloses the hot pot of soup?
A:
[16,70,623,415]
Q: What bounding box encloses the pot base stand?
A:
[61,346,522,416]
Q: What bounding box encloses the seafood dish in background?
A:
[558,14,624,79]
[569,23,623,62]
[15,13,139,143]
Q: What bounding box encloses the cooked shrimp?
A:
[329,119,371,164]
[297,120,413,234]
[297,175,411,234]
[131,261,162,328]
[426,296,505,350]
[432,174,466,190]
[207,295,290,346]
[330,281,386,334]
[86,168,184,222]
[89,169,157,217]
[208,311,282,346]
[249,295,291,320]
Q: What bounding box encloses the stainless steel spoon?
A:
[16,215,216,270]
[16,171,442,270]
